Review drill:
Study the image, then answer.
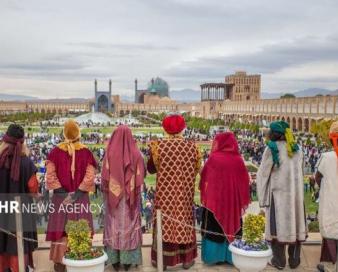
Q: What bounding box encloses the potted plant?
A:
[229,214,272,272]
[62,219,108,272]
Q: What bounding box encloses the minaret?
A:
[135,78,138,103]
[94,79,97,94]
[109,79,112,96]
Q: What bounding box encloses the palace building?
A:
[200,71,261,102]
[225,71,261,101]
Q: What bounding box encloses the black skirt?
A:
[201,207,242,243]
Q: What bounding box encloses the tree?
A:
[311,119,337,144]
[280,93,296,99]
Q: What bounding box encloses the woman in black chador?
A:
[0,124,39,272]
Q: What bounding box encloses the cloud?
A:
[166,34,338,76]
[0,59,112,81]
[67,42,179,51]
[163,34,338,92]
[0,0,338,97]
[0,62,85,71]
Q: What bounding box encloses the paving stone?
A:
[33,244,322,271]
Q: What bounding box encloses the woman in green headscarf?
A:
[266,121,299,167]
[257,121,307,270]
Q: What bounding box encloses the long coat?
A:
[317,151,338,240]
[148,136,201,244]
[257,141,307,243]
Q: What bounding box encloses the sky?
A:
[0,0,338,98]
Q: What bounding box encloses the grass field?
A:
[304,190,318,215]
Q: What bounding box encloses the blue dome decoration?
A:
[147,77,169,97]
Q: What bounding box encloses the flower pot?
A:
[62,252,108,272]
[229,243,272,272]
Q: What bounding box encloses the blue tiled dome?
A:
[147,77,169,97]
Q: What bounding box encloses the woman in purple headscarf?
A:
[101,125,145,271]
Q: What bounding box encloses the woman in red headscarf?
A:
[200,132,250,265]
[147,113,201,270]
[101,125,145,271]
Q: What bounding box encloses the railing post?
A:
[15,196,25,272]
[336,240,338,272]
[156,209,163,272]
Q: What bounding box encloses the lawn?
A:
[304,190,318,215]
[145,174,156,188]
[197,143,211,151]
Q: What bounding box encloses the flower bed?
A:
[232,239,269,251]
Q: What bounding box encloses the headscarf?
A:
[162,113,186,135]
[200,132,250,242]
[57,119,86,179]
[0,124,25,182]
[329,121,338,157]
[267,121,299,167]
[101,125,145,214]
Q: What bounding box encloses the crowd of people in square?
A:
[0,114,337,272]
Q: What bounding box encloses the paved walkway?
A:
[33,244,324,272]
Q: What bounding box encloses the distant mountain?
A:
[2,87,337,103]
[172,87,338,102]
[0,93,92,102]
[262,88,338,99]
[170,89,200,102]
[0,93,38,101]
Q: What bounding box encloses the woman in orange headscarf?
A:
[316,121,338,272]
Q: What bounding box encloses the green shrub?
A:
[308,221,319,233]
[243,214,265,245]
[246,164,258,173]
[65,219,103,260]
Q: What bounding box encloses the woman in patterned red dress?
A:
[147,114,201,269]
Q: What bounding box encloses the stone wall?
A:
[0,101,90,114]
[187,96,338,132]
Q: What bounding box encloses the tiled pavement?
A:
[33,242,324,272]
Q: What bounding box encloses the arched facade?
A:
[96,94,109,112]
[94,79,112,112]
[180,95,338,132]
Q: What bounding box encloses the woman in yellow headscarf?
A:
[45,119,97,272]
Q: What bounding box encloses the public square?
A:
[0,112,335,271]
[1,1,338,271]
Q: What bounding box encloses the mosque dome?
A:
[147,77,169,98]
